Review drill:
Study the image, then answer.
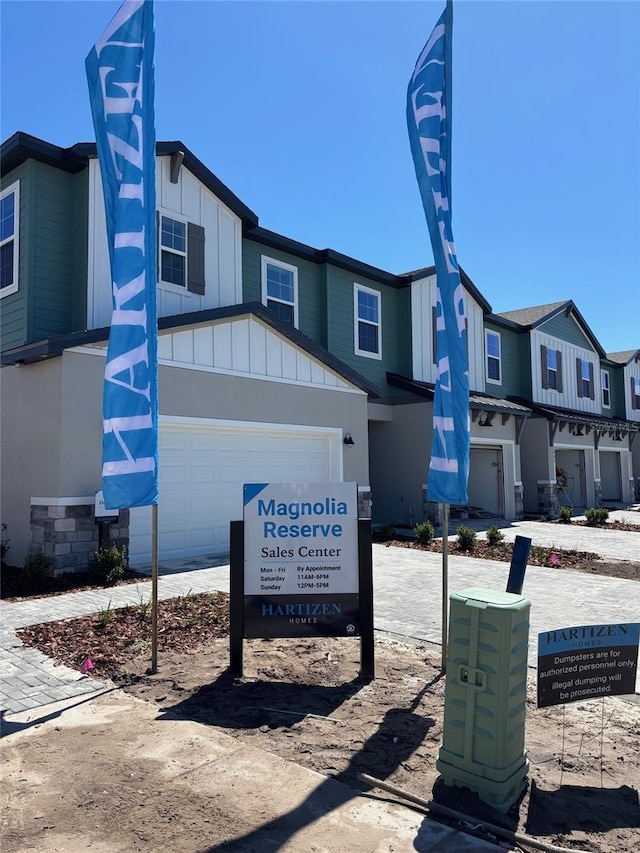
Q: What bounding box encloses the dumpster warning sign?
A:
[537,623,639,708]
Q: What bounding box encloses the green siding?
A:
[0,163,29,350]
[607,364,625,418]
[1,160,89,354]
[484,323,531,399]
[242,239,326,344]
[31,161,83,341]
[540,313,593,350]
[326,265,410,394]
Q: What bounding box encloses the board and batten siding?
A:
[530,328,600,413]
[411,273,484,392]
[242,239,326,345]
[87,157,243,330]
[154,315,357,393]
[624,360,640,422]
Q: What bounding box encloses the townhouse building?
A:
[1,133,637,570]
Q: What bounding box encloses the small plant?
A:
[558,505,572,523]
[585,507,609,526]
[1,523,10,564]
[485,525,504,546]
[136,593,151,621]
[97,600,113,627]
[378,524,398,541]
[414,520,435,546]
[92,544,128,586]
[456,524,476,552]
[21,551,52,593]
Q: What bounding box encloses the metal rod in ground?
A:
[441,502,449,673]
[357,773,590,853]
[151,502,159,674]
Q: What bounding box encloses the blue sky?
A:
[2,0,638,353]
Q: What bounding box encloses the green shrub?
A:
[414,520,436,546]
[486,525,504,546]
[378,524,398,541]
[456,524,476,552]
[584,507,609,526]
[1,523,9,564]
[21,551,53,593]
[92,544,128,586]
[558,505,572,523]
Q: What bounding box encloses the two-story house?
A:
[1,132,637,571]
[487,302,638,516]
[1,134,380,569]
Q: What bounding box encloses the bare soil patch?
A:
[15,593,640,853]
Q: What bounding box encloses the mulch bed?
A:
[17,591,230,680]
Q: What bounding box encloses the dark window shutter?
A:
[588,362,595,399]
[156,211,160,282]
[541,345,548,389]
[557,350,563,392]
[187,223,205,295]
[632,378,637,410]
[576,357,583,397]
[432,306,437,364]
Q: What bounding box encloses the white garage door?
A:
[129,420,341,563]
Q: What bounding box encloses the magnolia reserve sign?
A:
[243,482,359,638]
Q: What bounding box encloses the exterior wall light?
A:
[343,433,355,446]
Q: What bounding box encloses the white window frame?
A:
[159,210,188,292]
[601,369,610,409]
[485,330,502,385]
[261,255,299,328]
[0,180,20,298]
[354,283,382,360]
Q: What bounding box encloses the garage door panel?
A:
[128,422,339,562]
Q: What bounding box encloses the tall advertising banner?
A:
[407,1,469,506]
[243,483,359,638]
[86,0,158,510]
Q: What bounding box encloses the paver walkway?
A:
[1,511,638,715]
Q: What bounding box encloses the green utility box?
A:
[436,587,531,813]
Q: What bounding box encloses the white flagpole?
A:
[441,502,449,673]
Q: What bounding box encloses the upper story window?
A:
[0,180,19,298]
[632,377,640,411]
[159,213,205,295]
[354,283,381,359]
[160,215,186,286]
[261,256,298,326]
[485,330,502,384]
[576,357,595,400]
[541,344,563,392]
[601,370,610,408]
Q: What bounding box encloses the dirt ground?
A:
[3,632,639,853]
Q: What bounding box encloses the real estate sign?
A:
[537,622,640,708]
[243,482,359,638]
